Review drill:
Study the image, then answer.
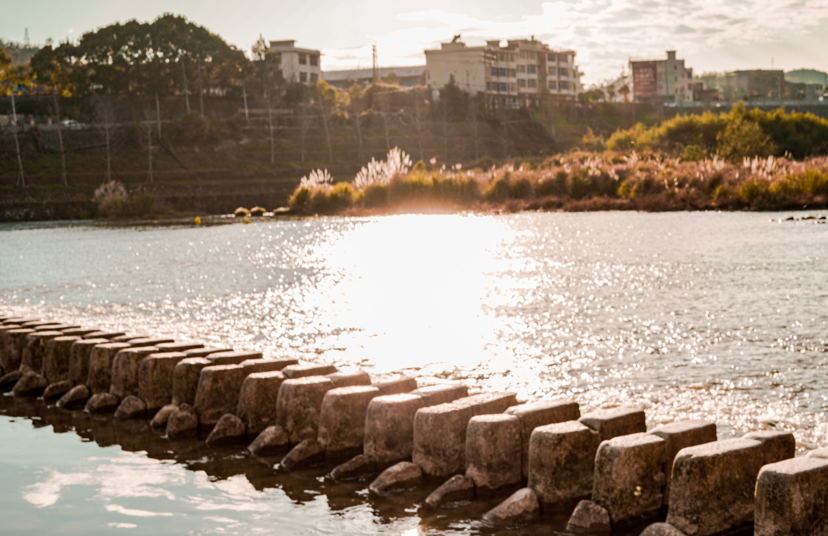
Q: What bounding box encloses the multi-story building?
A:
[424,37,581,107]
[322,66,426,88]
[629,51,694,103]
[268,40,321,85]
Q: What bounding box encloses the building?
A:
[322,66,426,88]
[424,37,581,107]
[630,51,694,103]
[268,40,321,85]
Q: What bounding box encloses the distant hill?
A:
[786,69,828,86]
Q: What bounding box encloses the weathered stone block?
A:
[275,376,335,444]
[68,339,108,385]
[482,487,540,526]
[666,438,765,536]
[83,331,125,340]
[506,399,581,478]
[240,358,298,375]
[425,474,476,508]
[85,392,120,414]
[375,377,417,396]
[171,357,212,406]
[60,328,99,338]
[193,364,246,428]
[410,383,469,406]
[651,420,718,503]
[1,328,34,372]
[743,430,796,465]
[167,404,199,440]
[155,342,204,353]
[0,370,21,390]
[57,384,90,409]
[579,407,647,441]
[527,421,601,508]
[43,379,74,400]
[318,385,380,458]
[326,370,371,388]
[206,414,247,447]
[755,456,828,536]
[115,395,147,420]
[465,414,522,493]
[412,392,518,478]
[206,350,262,366]
[236,371,286,435]
[109,346,159,398]
[282,364,338,379]
[364,393,426,466]
[640,522,688,536]
[248,425,290,457]
[566,500,611,534]
[150,404,178,430]
[35,324,80,332]
[183,347,231,358]
[86,342,131,394]
[369,461,423,494]
[21,321,58,328]
[330,454,378,481]
[42,336,79,383]
[21,330,62,373]
[592,432,668,526]
[138,352,188,411]
[128,337,174,348]
[281,439,325,471]
[112,335,148,343]
[807,446,828,459]
[12,371,48,397]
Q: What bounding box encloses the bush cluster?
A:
[93,180,172,219]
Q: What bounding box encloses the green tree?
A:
[717,117,777,162]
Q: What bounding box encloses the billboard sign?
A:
[632,61,658,97]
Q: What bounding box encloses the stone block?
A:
[375,377,418,396]
[3,318,35,325]
[83,331,125,340]
[115,396,147,420]
[482,487,540,526]
[330,454,378,481]
[155,342,204,353]
[248,425,290,457]
[425,474,476,508]
[166,404,198,440]
[21,321,58,328]
[0,370,21,390]
[0,325,21,370]
[42,336,79,383]
[240,358,297,375]
[579,407,647,441]
[275,376,335,444]
[85,392,120,414]
[282,364,337,379]
[21,330,63,373]
[666,438,765,536]
[57,384,90,410]
[592,432,669,526]
[35,324,80,332]
[1,328,34,371]
[506,399,581,478]
[640,523,688,536]
[60,328,99,338]
[318,385,380,458]
[465,414,522,493]
[112,335,148,343]
[236,371,286,435]
[755,456,828,536]
[183,347,232,358]
[651,420,718,503]
[109,346,159,398]
[743,431,796,465]
[43,380,73,400]
[206,414,247,447]
[128,337,174,348]
[412,392,518,478]
[171,357,211,406]
[527,421,601,508]
[86,342,131,394]
[807,447,828,459]
[281,439,325,471]
[138,352,188,412]
[206,350,262,366]
[364,393,427,466]
[193,364,246,428]
[326,370,371,388]
[566,500,611,534]
[150,404,178,431]
[369,461,423,494]
[12,371,48,397]
[410,383,468,406]
[68,339,108,385]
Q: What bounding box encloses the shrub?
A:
[289,187,311,211]
[249,206,266,216]
[682,145,705,162]
[717,118,777,162]
[167,112,219,145]
[93,180,128,219]
[580,128,606,152]
[234,207,250,217]
[509,177,533,199]
[484,173,511,202]
[93,183,171,220]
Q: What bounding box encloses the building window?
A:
[518,78,527,88]
[299,54,307,65]
[509,69,516,78]
[558,53,568,64]
[499,82,507,92]
[559,80,569,90]
[491,67,498,77]
[310,73,318,83]
[310,55,318,67]
[498,67,508,77]
[486,82,492,91]
[548,53,556,63]
[529,52,537,60]
[527,64,537,74]
[528,79,537,88]
[510,83,517,92]
[548,80,557,90]
[300,72,307,83]
[518,65,526,73]
[558,67,568,77]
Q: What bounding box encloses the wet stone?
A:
[465,414,522,493]
[61,328,99,338]
[755,456,828,536]
[283,364,338,379]
[743,430,796,465]
[364,393,427,466]
[527,421,601,509]
[248,425,290,457]
[326,370,371,388]
[43,379,74,400]
[281,439,325,471]
[109,346,159,399]
[115,395,147,420]
[112,335,148,343]
[425,474,476,509]
[650,420,718,503]
[171,357,212,406]
[330,454,378,482]
[68,338,108,385]
[85,392,120,414]
[151,404,179,431]
[184,347,232,358]
[128,337,174,348]
[579,407,647,441]
[138,352,189,412]
[275,376,335,444]
[21,331,63,373]
[0,370,22,391]
[57,384,90,410]
[640,522,688,536]
[167,404,199,440]
[807,446,828,459]
[83,331,125,340]
[318,385,380,458]
[410,383,469,406]
[240,358,298,375]
[21,321,58,328]
[2,329,35,372]
[375,377,418,396]
[206,414,247,447]
[13,371,48,397]
[369,461,424,495]
[155,342,204,353]
[193,364,247,429]
[42,336,79,383]
[236,371,286,435]
[86,342,131,394]
[506,399,580,478]
[566,500,612,534]
[206,350,262,366]
[482,487,540,526]
[35,324,80,332]
[666,438,765,536]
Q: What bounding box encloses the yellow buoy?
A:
[244,217,251,224]
[195,216,202,225]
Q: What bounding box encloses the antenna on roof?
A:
[372,43,379,83]
[24,28,30,47]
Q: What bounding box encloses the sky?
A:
[3,0,828,85]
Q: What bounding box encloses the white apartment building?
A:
[424,38,581,107]
[629,51,694,103]
[268,40,321,85]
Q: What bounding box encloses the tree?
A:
[251,34,268,61]
[314,80,346,163]
[348,83,367,161]
[0,48,30,186]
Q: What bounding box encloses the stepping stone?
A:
[482,487,539,526]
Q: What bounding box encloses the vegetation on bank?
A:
[93,180,172,219]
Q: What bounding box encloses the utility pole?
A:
[372,43,379,84]
[10,88,25,187]
[147,125,153,184]
[243,85,249,120]
[155,93,162,137]
[181,60,190,114]
[53,93,67,186]
[197,57,204,117]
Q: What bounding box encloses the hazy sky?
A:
[4,0,828,85]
